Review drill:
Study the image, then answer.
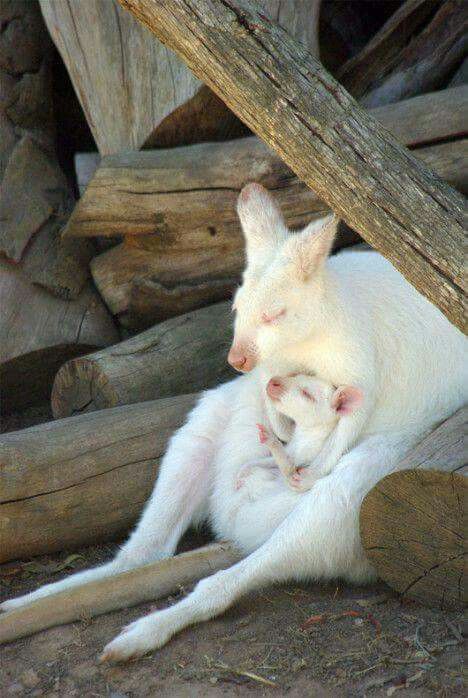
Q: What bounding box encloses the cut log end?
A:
[51,357,119,419]
[360,469,466,611]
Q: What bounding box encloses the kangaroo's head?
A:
[228,183,338,372]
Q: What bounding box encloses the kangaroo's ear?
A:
[284,214,339,281]
[332,385,363,415]
[237,183,288,270]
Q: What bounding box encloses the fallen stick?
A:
[0,542,241,644]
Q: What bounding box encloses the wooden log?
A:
[361,471,466,610]
[450,57,468,87]
[337,0,442,99]
[361,0,468,108]
[418,140,468,196]
[0,394,196,562]
[0,256,119,414]
[360,407,467,610]
[51,301,234,419]
[0,1,93,297]
[126,275,238,331]
[0,543,241,644]
[39,0,320,155]
[117,0,465,332]
[65,86,468,240]
[68,87,467,328]
[89,137,466,329]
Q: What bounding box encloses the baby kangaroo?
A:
[238,374,363,492]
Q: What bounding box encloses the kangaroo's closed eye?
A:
[300,388,314,401]
[261,308,286,325]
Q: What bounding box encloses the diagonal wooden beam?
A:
[117,0,466,332]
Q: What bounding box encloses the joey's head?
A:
[228,183,339,373]
[266,374,363,429]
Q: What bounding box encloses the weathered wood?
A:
[361,471,466,610]
[360,407,467,610]
[51,302,234,419]
[0,1,93,297]
[39,0,320,155]
[370,85,468,148]
[126,275,238,330]
[0,543,241,644]
[38,0,205,154]
[65,86,468,239]
[0,255,118,414]
[117,0,465,331]
[88,137,466,328]
[0,394,196,562]
[361,0,468,108]
[418,140,467,195]
[337,0,441,99]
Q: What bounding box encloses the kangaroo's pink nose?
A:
[267,377,284,400]
[228,348,247,371]
[228,346,256,372]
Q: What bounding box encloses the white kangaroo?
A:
[2,184,466,664]
[237,373,364,490]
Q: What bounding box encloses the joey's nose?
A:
[267,377,285,400]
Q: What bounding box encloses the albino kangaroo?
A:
[237,374,364,490]
[2,184,466,664]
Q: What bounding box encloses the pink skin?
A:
[266,377,285,401]
[256,422,302,487]
[227,345,256,373]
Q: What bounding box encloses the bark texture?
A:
[0,394,196,562]
[360,408,467,610]
[51,302,234,419]
[117,0,466,332]
[0,257,118,414]
[0,543,241,644]
[0,0,93,296]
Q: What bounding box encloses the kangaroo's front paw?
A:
[99,614,173,664]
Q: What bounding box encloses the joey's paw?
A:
[256,423,271,444]
[99,615,172,664]
[286,467,316,493]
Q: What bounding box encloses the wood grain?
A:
[360,407,467,610]
[0,543,241,644]
[0,394,196,562]
[0,256,118,414]
[51,301,234,419]
[361,0,468,108]
[118,0,466,331]
[337,0,441,99]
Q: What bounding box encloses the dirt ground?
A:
[1,537,464,698]
[1,408,464,697]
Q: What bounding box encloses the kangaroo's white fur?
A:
[3,184,466,664]
[237,374,362,491]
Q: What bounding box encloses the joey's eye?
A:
[261,308,286,325]
[301,388,314,401]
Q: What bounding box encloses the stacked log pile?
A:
[0,0,466,610]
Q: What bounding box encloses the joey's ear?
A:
[285,214,339,281]
[237,183,288,268]
[332,386,363,416]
